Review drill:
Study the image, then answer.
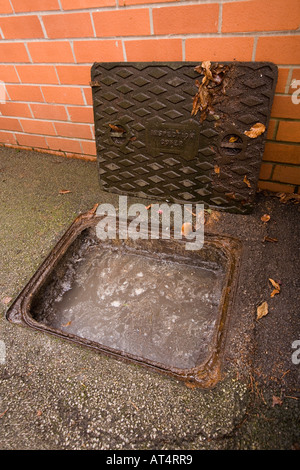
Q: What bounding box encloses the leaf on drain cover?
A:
[244,123,266,138]
[229,136,238,143]
[108,123,125,133]
[256,301,268,320]
[261,213,270,222]
[59,189,71,194]
[243,175,251,187]
[214,165,220,175]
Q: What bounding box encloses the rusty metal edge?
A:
[6,206,242,388]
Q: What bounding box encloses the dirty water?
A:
[31,235,225,371]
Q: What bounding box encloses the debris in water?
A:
[244,123,266,138]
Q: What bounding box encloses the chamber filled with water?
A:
[29,223,231,373]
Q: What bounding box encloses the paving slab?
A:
[0,147,299,451]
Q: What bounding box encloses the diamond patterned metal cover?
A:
[91,62,277,213]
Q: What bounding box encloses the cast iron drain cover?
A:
[6,209,241,388]
[91,61,277,213]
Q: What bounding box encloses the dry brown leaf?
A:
[59,189,71,194]
[271,289,280,298]
[62,321,72,327]
[243,175,251,187]
[269,278,281,291]
[257,301,268,320]
[181,222,193,237]
[244,122,266,138]
[109,123,125,133]
[263,236,278,243]
[261,214,270,222]
[229,136,238,143]
[214,165,220,175]
[1,296,12,305]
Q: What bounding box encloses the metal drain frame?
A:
[91,61,278,214]
[6,208,241,388]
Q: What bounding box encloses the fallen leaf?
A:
[271,289,280,297]
[244,122,266,138]
[263,236,278,243]
[272,396,283,407]
[214,165,220,175]
[229,136,238,143]
[36,410,43,416]
[1,296,12,305]
[59,189,71,194]
[243,175,251,187]
[261,214,270,222]
[257,301,268,320]
[269,278,281,291]
[109,123,125,133]
[62,321,72,327]
[181,222,193,237]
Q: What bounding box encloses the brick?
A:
[61,0,115,9]
[185,37,254,62]
[46,136,82,154]
[276,121,300,143]
[93,9,150,37]
[125,39,182,62]
[222,0,300,33]
[259,163,273,180]
[28,41,75,64]
[83,87,93,106]
[30,103,69,121]
[73,40,124,63]
[0,131,17,145]
[0,16,44,40]
[266,119,277,140]
[54,122,93,139]
[289,69,300,95]
[0,117,22,132]
[15,133,48,149]
[56,65,91,85]
[0,0,13,14]
[256,36,300,65]
[20,119,57,136]
[16,65,59,84]
[11,0,60,12]
[153,4,219,35]
[67,106,94,123]
[272,164,300,185]
[41,86,84,105]
[0,65,19,83]
[119,0,173,4]
[263,142,300,165]
[80,139,97,156]
[276,68,290,94]
[258,180,295,193]
[5,84,44,103]
[0,43,30,63]
[271,95,300,119]
[0,102,32,118]
[42,13,94,39]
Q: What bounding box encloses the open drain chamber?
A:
[6,207,241,388]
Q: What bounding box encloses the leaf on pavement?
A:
[257,301,268,320]
[59,189,71,194]
[261,214,270,222]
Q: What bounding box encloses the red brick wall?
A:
[0,0,299,192]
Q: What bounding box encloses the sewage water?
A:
[33,242,225,370]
